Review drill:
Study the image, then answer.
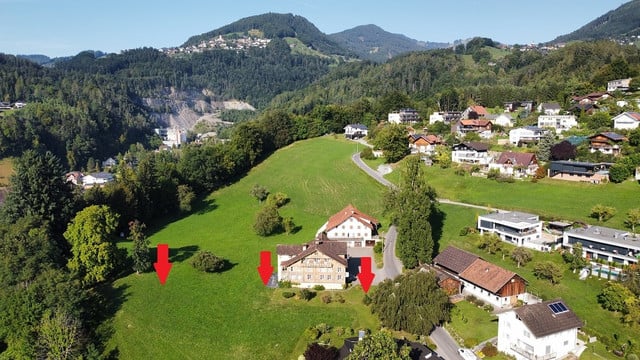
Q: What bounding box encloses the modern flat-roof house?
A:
[563,225,640,266]
[388,108,420,124]
[588,132,627,156]
[537,115,578,134]
[548,161,613,184]
[497,299,583,360]
[276,236,348,289]
[428,111,462,124]
[344,123,368,139]
[154,127,187,148]
[509,126,548,146]
[478,211,546,250]
[316,204,381,247]
[613,112,640,130]
[451,142,491,165]
[433,246,528,308]
[607,78,632,92]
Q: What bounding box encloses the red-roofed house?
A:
[489,152,539,177]
[276,236,349,289]
[462,105,489,119]
[452,119,493,138]
[408,134,443,154]
[317,204,381,247]
[613,112,640,130]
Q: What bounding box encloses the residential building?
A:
[537,102,561,115]
[451,142,491,165]
[569,103,599,115]
[588,132,627,156]
[82,172,115,188]
[433,246,528,308]
[276,236,348,289]
[452,119,493,138]
[563,225,640,266]
[613,112,640,130]
[0,102,11,111]
[548,161,613,184]
[154,127,187,147]
[102,157,118,169]
[316,204,381,247]
[572,92,610,104]
[388,108,420,124]
[429,111,462,124]
[344,124,368,139]
[537,115,578,134]
[497,299,583,360]
[494,113,514,127]
[509,126,548,146]
[489,152,539,178]
[408,134,442,155]
[461,105,488,119]
[65,171,84,186]
[607,78,632,92]
[477,211,545,250]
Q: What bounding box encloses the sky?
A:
[0,0,628,58]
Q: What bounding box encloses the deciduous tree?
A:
[510,247,532,268]
[590,204,617,222]
[625,208,640,234]
[253,204,282,236]
[598,282,634,312]
[533,261,564,285]
[373,124,409,163]
[347,330,411,360]
[129,220,150,274]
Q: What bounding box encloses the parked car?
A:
[458,348,477,360]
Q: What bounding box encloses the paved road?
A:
[431,327,464,360]
[382,225,402,280]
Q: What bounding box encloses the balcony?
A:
[510,344,556,360]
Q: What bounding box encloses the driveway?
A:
[347,227,402,285]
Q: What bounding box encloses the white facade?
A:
[563,225,640,266]
[607,78,632,92]
[155,128,187,147]
[82,172,115,187]
[537,115,577,134]
[429,112,445,124]
[497,302,581,360]
[613,112,640,130]
[388,109,420,124]
[494,113,514,127]
[478,211,544,249]
[344,124,368,138]
[318,217,376,248]
[509,127,546,145]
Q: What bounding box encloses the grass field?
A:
[103,137,385,359]
[0,158,13,186]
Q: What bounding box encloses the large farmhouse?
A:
[316,204,381,247]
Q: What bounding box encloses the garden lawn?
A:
[103,136,384,359]
[447,300,497,347]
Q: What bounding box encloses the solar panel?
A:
[548,301,568,314]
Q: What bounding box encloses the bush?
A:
[464,338,478,349]
[266,192,290,208]
[455,167,467,176]
[361,146,376,160]
[304,326,320,340]
[626,354,639,360]
[465,295,478,303]
[253,204,282,236]
[482,343,498,357]
[373,242,383,254]
[321,294,332,304]
[459,226,477,236]
[190,251,225,273]
[299,289,315,301]
[278,280,292,288]
[282,291,295,299]
[487,168,500,180]
[334,294,345,303]
[313,284,326,291]
[362,294,372,305]
[483,304,494,312]
[495,175,515,183]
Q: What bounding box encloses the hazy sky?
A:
[0,0,626,57]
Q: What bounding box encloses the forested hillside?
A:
[553,0,640,43]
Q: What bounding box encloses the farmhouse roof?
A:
[469,105,488,115]
[496,152,537,166]
[589,132,627,142]
[279,237,348,267]
[459,258,520,294]
[514,299,583,338]
[325,204,380,232]
[460,119,491,127]
[433,246,480,275]
[454,142,490,152]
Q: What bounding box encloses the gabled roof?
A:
[409,134,442,145]
[614,112,640,122]
[540,102,561,110]
[496,152,537,166]
[453,142,490,152]
[514,299,583,338]
[278,239,348,267]
[86,172,114,180]
[589,132,627,142]
[345,123,368,130]
[325,204,380,232]
[460,119,491,127]
[469,105,488,115]
[459,258,521,294]
[433,246,480,275]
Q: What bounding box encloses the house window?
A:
[320,275,324,280]
[337,268,342,272]
[564,340,568,346]
[327,275,331,280]
[337,275,342,280]
[307,275,312,280]
[523,330,530,338]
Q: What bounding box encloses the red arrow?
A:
[357,257,375,293]
[257,251,273,285]
[153,244,172,285]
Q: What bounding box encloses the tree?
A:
[177,184,196,213]
[550,140,576,161]
[253,204,282,236]
[598,282,634,312]
[562,242,587,271]
[533,261,564,285]
[250,184,269,203]
[64,205,120,285]
[373,124,409,163]
[190,251,225,273]
[347,330,411,360]
[590,204,617,222]
[304,342,339,360]
[475,233,503,255]
[536,132,555,162]
[625,208,640,234]
[129,220,150,274]
[37,310,82,360]
[370,271,451,335]
[283,217,296,235]
[608,163,632,183]
[510,247,532,268]
[265,192,289,208]
[384,156,439,268]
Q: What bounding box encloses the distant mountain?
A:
[329,24,450,63]
[182,13,352,57]
[552,0,640,43]
[18,51,106,67]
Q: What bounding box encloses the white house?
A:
[613,112,640,130]
[388,108,420,124]
[537,115,578,134]
[451,142,491,166]
[536,102,561,115]
[82,172,115,188]
[317,204,381,247]
[154,128,187,147]
[429,112,445,124]
[344,124,368,139]
[478,211,545,250]
[489,152,539,178]
[494,113,514,127]
[509,126,547,145]
[563,225,640,266]
[497,299,583,360]
[607,78,632,92]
